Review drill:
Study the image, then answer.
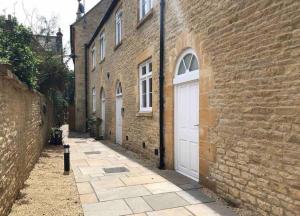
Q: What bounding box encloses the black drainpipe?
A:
[84,43,88,131]
[159,0,165,169]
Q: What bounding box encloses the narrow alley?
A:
[67,127,241,216]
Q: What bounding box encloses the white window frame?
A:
[91,46,96,70]
[99,31,105,61]
[139,59,152,112]
[139,0,152,20]
[173,49,200,85]
[92,87,96,113]
[115,9,122,45]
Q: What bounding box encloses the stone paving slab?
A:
[80,193,99,204]
[143,192,189,210]
[120,174,166,186]
[91,178,125,190]
[96,185,152,201]
[125,197,153,213]
[144,181,182,194]
[146,207,193,216]
[82,200,132,216]
[176,189,215,204]
[186,203,237,216]
[67,133,238,216]
[77,182,94,195]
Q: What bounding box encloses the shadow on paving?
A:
[68,131,240,216]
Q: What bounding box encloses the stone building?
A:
[71,0,113,132]
[71,0,300,215]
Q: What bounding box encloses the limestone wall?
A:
[163,0,300,215]
[72,0,113,132]
[0,65,54,216]
[82,0,299,215]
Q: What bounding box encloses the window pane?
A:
[143,94,147,107]
[178,60,186,75]
[149,62,152,72]
[142,80,146,94]
[184,54,192,70]
[190,56,199,71]
[149,77,152,107]
[142,66,147,75]
[142,80,147,107]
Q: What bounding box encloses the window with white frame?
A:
[91,46,96,70]
[139,0,152,20]
[139,60,152,112]
[99,31,105,61]
[115,9,122,45]
[92,87,96,113]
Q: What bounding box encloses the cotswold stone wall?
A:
[72,0,113,132]
[0,65,54,216]
[163,0,300,215]
[87,0,161,162]
[83,0,299,215]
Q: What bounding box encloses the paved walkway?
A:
[66,132,237,216]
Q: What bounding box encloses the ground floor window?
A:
[139,59,152,112]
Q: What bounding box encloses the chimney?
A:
[56,28,63,63]
[5,14,13,31]
[76,0,85,21]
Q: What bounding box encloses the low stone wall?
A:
[0,64,54,216]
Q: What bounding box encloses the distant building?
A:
[33,28,63,62]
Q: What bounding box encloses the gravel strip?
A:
[9,145,83,216]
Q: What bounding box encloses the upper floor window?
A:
[139,59,152,112]
[92,87,96,113]
[99,32,105,61]
[115,9,123,45]
[91,46,96,70]
[139,0,152,20]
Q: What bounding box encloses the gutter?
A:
[159,0,165,169]
[84,44,88,131]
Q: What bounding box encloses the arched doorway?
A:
[115,81,123,144]
[100,88,106,138]
[173,49,200,181]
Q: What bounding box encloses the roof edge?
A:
[71,0,107,26]
[87,0,119,48]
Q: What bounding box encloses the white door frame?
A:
[101,89,106,137]
[173,49,200,181]
[115,81,123,145]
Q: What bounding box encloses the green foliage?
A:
[65,70,75,105]
[0,15,75,127]
[0,16,40,88]
[38,53,68,94]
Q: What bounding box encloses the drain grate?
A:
[84,151,101,155]
[103,167,129,174]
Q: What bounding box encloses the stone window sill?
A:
[136,9,154,29]
[99,58,105,64]
[136,111,153,117]
[114,41,123,51]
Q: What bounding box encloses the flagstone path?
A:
[65,130,238,216]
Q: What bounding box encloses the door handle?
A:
[194,124,199,127]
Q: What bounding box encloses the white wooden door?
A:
[115,96,122,144]
[101,97,105,137]
[175,81,199,180]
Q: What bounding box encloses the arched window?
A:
[174,49,199,84]
[177,52,199,75]
[116,81,122,96]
